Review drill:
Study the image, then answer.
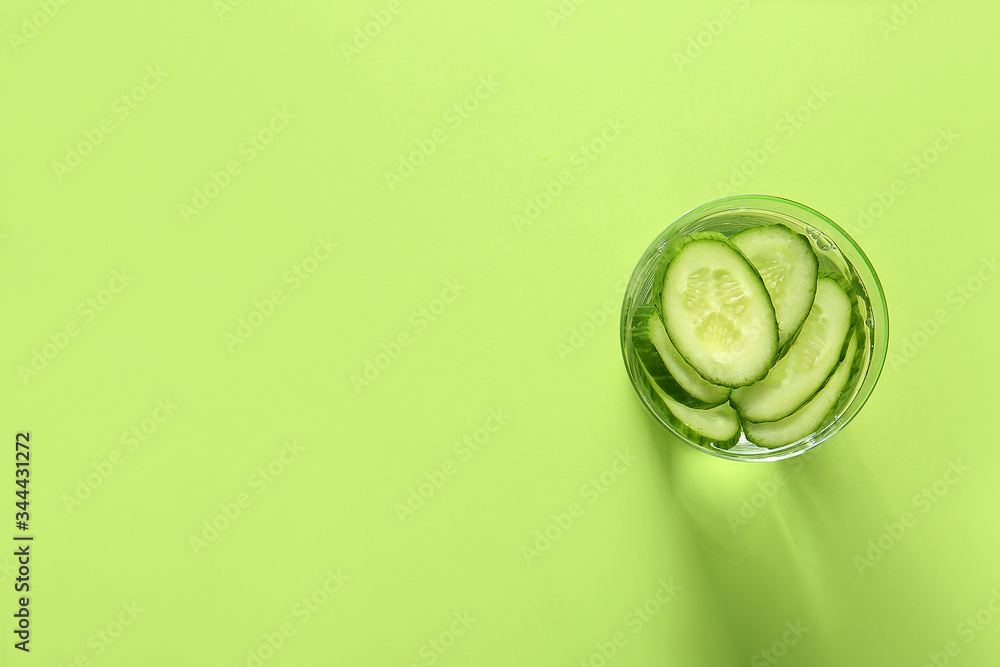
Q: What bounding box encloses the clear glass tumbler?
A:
[620,195,889,461]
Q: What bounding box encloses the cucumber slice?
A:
[743,334,860,449]
[730,277,853,422]
[644,370,741,449]
[731,224,819,349]
[651,231,728,320]
[661,236,778,388]
[631,306,731,408]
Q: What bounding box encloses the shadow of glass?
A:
[641,402,895,664]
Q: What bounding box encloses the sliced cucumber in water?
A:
[660,236,778,388]
[731,224,818,349]
[743,333,860,448]
[644,370,740,449]
[629,219,866,453]
[730,277,853,423]
[631,306,730,408]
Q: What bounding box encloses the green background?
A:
[3,1,999,665]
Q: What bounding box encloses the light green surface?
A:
[2,2,999,665]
